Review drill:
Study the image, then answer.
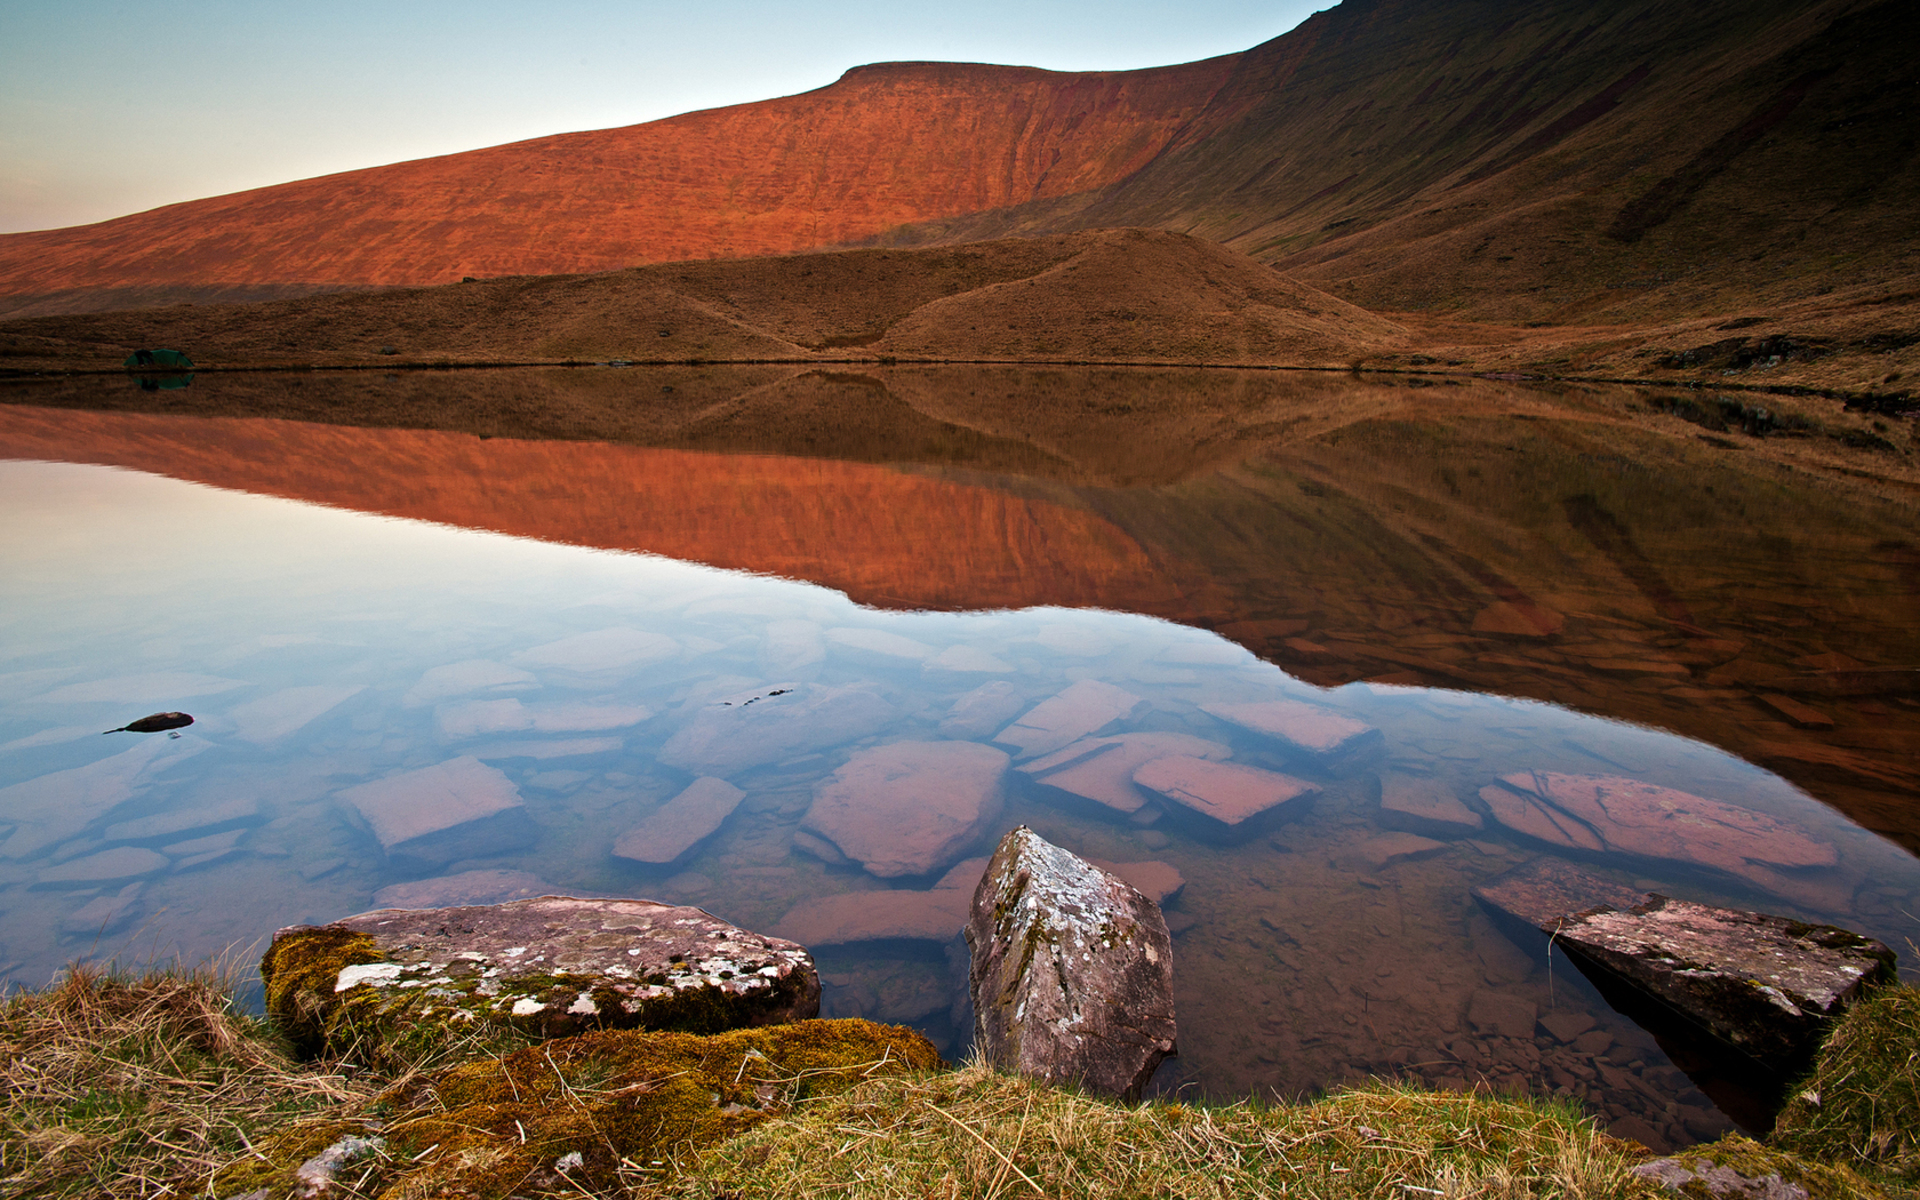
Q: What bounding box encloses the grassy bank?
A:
[4,964,1916,1199]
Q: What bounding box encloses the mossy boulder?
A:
[213,1018,942,1199]
[261,896,818,1064]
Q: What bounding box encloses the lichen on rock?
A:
[261,895,819,1064]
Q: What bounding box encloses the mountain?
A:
[1,0,1912,327]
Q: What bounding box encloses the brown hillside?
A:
[0,58,1238,315]
[0,230,1408,371]
[1,0,1913,331]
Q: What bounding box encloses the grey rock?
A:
[60,882,144,935]
[1633,1155,1808,1199]
[295,1135,384,1197]
[104,797,261,844]
[802,740,1008,878]
[1471,856,1649,933]
[613,777,746,865]
[1555,895,1896,1068]
[966,826,1176,1101]
[336,756,537,865]
[37,846,169,887]
[268,896,818,1052]
[660,683,897,777]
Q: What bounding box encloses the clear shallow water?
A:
[2,453,1917,1152]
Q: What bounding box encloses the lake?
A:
[2,365,1916,1153]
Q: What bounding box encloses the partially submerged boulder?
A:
[261,896,819,1060]
[1472,856,1650,938]
[966,826,1175,1101]
[216,1019,941,1200]
[1552,895,1895,1070]
[800,740,1008,878]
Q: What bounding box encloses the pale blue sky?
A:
[0,0,1327,234]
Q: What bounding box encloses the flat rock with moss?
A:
[1555,895,1895,1070]
[261,895,819,1060]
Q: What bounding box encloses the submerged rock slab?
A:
[966,826,1175,1101]
[1478,772,1840,902]
[1020,732,1231,814]
[613,776,747,865]
[1378,775,1483,838]
[1554,895,1895,1069]
[801,740,1007,878]
[1132,755,1318,834]
[1472,856,1650,933]
[261,896,819,1058]
[1201,698,1379,758]
[994,679,1144,759]
[659,683,898,777]
[336,755,537,864]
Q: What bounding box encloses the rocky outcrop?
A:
[1477,773,1842,905]
[1131,755,1318,837]
[1472,856,1650,935]
[1553,896,1895,1069]
[800,740,1008,878]
[335,756,538,865]
[261,896,818,1059]
[966,827,1175,1101]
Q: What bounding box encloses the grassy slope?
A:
[5,967,1915,1199]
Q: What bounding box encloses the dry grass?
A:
[666,1057,1660,1200]
[0,960,377,1199]
[1773,984,1920,1184]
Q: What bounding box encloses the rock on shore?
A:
[966,826,1175,1101]
[262,896,818,1058]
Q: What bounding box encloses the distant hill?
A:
[0,0,1911,329]
[0,230,1408,370]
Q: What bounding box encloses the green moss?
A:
[1663,1134,1903,1200]
[1773,984,1920,1184]
[369,1017,943,1196]
[258,927,384,1057]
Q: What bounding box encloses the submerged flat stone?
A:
[337,756,537,864]
[262,896,820,1056]
[967,827,1176,1101]
[1020,732,1232,814]
[37,846,169,886]
[1472,856,1649,933]
[1132,755,1318,832]
[801,740,1008,878]
[994,680,1144,760]
[1478,772,1840,902]
[938,680,1028,739]
[1378,775,1483,838]
[613,777,747,865]
[659,683,898,778]
[1201,698,1379,758]
[1553,895,1895,1068]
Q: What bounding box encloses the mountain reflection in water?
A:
[0,371,1916,1154]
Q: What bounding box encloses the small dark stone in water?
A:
[104,711,193,734]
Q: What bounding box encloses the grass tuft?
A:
[1772,983,1920,1184]
[0,958,377,1199]
[667,1055,1661,1200]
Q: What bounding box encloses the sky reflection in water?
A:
[2,457,1917,1151]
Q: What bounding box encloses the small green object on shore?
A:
[123,348,194,369]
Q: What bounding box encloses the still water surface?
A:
[2,369,1917,1154]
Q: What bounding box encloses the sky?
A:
[0,0,1328,235]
